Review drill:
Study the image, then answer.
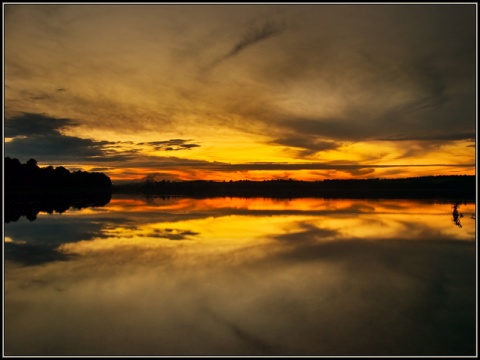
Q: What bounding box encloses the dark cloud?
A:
[4,113,127,162]
[380,133,476,142]
[29,95,52,101]
[142,173,183,182]
[97,155,217,173]
[138,139,200,151]
[6,114,467,176]
[273,136,339,156]
[278,108,475,143]
[146,228,199,241]
[210,162,473,172]
[5,112,76,137]
[212,19,286,67]
[114,156,474,176]
[344,168,376,177]
[6,87,69,105]
[6,133,106,160]
[228,20,286,58]
[244,6,476,145]
[89,167,111,172]
[178,143,201,150]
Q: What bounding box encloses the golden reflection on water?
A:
[4,196,476,356]
[66,197,476,250]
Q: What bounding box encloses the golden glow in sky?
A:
[4,4,476,181]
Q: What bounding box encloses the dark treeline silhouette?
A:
[114,175,476,201]
[5,157,112,222]
[5,157,112,195]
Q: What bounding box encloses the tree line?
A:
[5,157,112,196]
[114,176,476,200]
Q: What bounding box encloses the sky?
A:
[3,3,477,182]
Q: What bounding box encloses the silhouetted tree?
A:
[26,158,38,168]
[5,157,112,195]
[4,157,112,222]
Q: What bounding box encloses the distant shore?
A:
[112,175,476,201]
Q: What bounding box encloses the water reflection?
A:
[452,201,465,228]
[4,196,476,356]
[5,192,111,223]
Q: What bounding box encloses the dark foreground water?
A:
[4,196,477,356]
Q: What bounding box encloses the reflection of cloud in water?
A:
[5,198,475,267]
[4,216,107,266]
[149,228,199,241]
[273,222,339,243]
[5,217,107,246]
[4,197,476,355]
[5,230,476,355]
[104,197,476,242]
[4,242,74,266]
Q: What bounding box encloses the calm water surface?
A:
[4,196,477,356]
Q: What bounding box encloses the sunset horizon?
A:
[4,4,477,355]
[4,4,476,183]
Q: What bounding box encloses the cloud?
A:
[277,107,476,143]
[5,112,76,137]
[6,134,106,160]
[230,7,476,146]
[344,168,376,177]
[206,162,473,172]
[228,20,286,58]
[89,167,111,172]
[273,136,340,156]
[4,113,142,163]
[3,6,475,180]
[379,133,476,142]
[4,112,473,180]
[211,19,286,67]
[142,172,183,182]
[5,113,111,161]
[116,157,474,180]
[146,228,199,241]
[138,139,201,151]
[29,94,52,101]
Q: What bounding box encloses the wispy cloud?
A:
[4,5,475,180]
[138,139,200,151]
[211,19,286,67]
[273,136,340,157]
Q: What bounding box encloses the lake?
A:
[4,196,477,356]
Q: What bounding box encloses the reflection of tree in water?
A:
[452,202,464,228]
[5,193,111,223]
